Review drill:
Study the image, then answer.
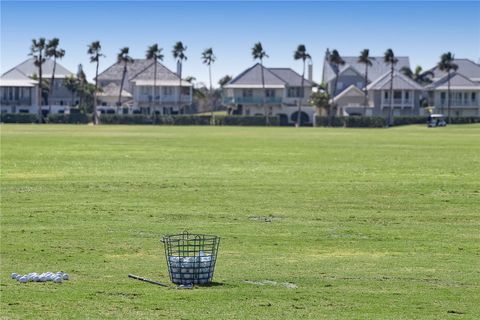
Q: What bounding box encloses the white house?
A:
[223,63,315,125]
[425,59,480,117]
[1,58,75,114]
[96,59,193,115]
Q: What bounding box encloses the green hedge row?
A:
[315,116,387,128]
[0,113,38,123]
[47,114,92,124]
[99,114,278,126]
[448,116,480,124]
[393,116,427,126]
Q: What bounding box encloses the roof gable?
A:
[226,63,286,88]
[1,58,73,79]
[323,56,410,83]
[429,59,480,81]
[427,72,480,90]
[366,71,424,90]
[97,59,181,82]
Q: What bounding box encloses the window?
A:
[163,87,173,95]
[265,89,275,97]
[384,91,389,100]
[405,91,410,100]
[243,89,253,97]
[336,82,343,91]
[141,86,150,95]
[472,92,476,102]
[393,91,402,99]
[181,87,190,95]
[287,87,302,98]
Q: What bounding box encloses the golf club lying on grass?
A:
[128,274,169,287]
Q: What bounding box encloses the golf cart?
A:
[427,114,447,127]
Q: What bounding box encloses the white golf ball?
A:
[11,273,18,279]
[39,276,47,282]
[33,276,40,282]
[53,277,62,283]
[19,276,28,283]
[62,273,69,280]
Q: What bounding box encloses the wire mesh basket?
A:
[162,231,220,285]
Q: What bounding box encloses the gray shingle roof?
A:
[1,58,73,79]
[429,59,480,82]
[366,71,424,91]
[426,72,480,90]
[97,82,132,97]
[225,63,313,88]
[97,59,181,82]
[323,56,410,83]
[269,68,314,86]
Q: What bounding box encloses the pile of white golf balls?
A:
[11,272,69,283]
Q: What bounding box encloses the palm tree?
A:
[172,42,187,114]
[46,38,65,113]
[437,52,458,122]
[87,41,104,125]
[117,47,133,109]
[400,65,433,85]
[202,48,216,124]
[327,49,345,122]
[384,49,398,126]
[358,49,373,115]
[293,44,311,127]
[63,75,78,106]
[29,38,47,122]
[252,42,269,124]
[218,75,232,87]
[146,44,164,114]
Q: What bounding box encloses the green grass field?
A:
[1,124,479,319]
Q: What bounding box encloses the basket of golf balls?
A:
[11,272,69,283]
[162,232,220,285]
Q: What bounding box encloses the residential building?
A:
[223,63,315,125]
[322,52,425,116]
[1,58,75,114]
[96,59,192,115]
[425,59,480,117]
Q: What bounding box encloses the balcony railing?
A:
[382,98,413,106]
[137,95,191,103]
[223,96,283,105]
[0,99,32,106]
[440,99,479,107]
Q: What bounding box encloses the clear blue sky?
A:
[1,1,479,87]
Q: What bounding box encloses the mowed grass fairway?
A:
[1,124,479,319]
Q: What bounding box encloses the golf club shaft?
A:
[128,274,169,287]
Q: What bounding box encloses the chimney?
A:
[176,61,182,77]
[308,63,313,82]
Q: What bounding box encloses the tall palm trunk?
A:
[38,63,43,122]
[118,62,127,110]
[389,63,394,126]
[177,64,182,115]
[153,59,157,115]
[49,57,57,113]
[331,74,340,126]
[364,64,369,115]
[209,64,214,125]
[447,70,451,123]
[260,60,268,125]
[93,60,99,125]
[297,60,305,128]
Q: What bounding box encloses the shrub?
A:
[345,116,386,128]
[392,116,427,126]
[48,113,91,124]
[215,115,279,126]
[315,116,344,127]
[448,116,480,124]
[0,113,38,123]
[171,115,211,125]
[100,114,154,125]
